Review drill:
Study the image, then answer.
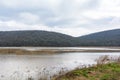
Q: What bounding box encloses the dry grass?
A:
[0,48,119,55]
[0,49,60,55]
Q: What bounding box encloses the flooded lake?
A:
[0,47,120,80]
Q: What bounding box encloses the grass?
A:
[0,49,58,55]
[53,63,120,80]
[53,56,120,80]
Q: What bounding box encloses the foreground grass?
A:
[53,62,120,80]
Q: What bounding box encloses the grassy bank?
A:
[53,56,120,80]
[54,63,120,80]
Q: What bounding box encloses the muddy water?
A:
[0,47,119,80]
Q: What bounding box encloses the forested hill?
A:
[0,29,120,46]
[0,31,76,46]
[77,29,120,46]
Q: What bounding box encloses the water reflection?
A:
[0,52,120,80]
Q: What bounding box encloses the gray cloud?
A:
[0,0,120,36]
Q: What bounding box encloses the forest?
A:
[0,29,120,47]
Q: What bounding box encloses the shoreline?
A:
[52,56,120,80]
[53,62,120,80]
[0,47,119,55]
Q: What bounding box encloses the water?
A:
[0,47,120,80]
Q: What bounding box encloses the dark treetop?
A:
[0,29,120,47]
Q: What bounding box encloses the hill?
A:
[0,29,120,46]
[77,29,120,46]
[0,30,76,47]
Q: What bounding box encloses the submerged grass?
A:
[53,56,120,80]
[0,48,120,55]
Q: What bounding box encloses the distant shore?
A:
[0,47,120,55]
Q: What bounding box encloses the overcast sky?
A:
[0,0,120,36]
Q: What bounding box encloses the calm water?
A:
[0,47,120,80]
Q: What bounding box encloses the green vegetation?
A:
[53,56,120,80]
[54,63,120,80]
[0,29,120,46]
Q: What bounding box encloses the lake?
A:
[0,47,120,80]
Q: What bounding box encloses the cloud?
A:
[18,12,40,24]
[0,20,90,36]
[83,0,120,19]
[0,0,60,10]
[0,17,120,37]
[0,0,120,36]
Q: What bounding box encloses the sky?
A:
[0,0,120,37]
